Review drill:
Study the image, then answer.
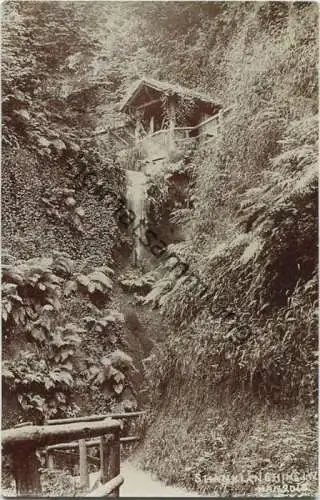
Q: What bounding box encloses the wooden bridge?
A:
[2,411,145,497]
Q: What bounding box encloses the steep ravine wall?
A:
[136,167,317,495]
[1,143,149,426]
[130,5,318,496]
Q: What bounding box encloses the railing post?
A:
[99,434,111,483]
[79,439,89,491]
[109,428,121,497]
[150,116,154,134]
[11,445,41,496]
[47,450,55,469]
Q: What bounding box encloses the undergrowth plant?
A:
[144,3,318,413]
[2,251,134,424]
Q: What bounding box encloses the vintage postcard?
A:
[1,1,318,497]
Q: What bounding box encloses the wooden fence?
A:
[2,411,145,497]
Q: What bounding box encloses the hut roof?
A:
[119,77,218,112]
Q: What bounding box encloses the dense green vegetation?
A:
[2,1,134,428]
[136,2,318,495]
[145,2,318,405]
[2,1,318,496]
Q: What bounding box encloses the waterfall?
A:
[126,170,147,265]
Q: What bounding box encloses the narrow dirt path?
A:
[2,462,201,497]
[120,460,201,497]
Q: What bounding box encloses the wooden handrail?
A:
[14,421,33,428]
[173,126,196,131]
[197,113,219,128]
[138,115,221,140]
[4,411,145,496]
[86,474,124,497]
[2,419,120,450]
[90,107,230,147]
[45,410,146,425]
[175,137,197,143]
[119,435,140,444]
[2,419,122,497]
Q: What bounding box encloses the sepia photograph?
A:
[1,1,318,497]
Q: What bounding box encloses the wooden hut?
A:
[113,78,222,162]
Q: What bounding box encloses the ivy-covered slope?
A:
[1,1,135,427]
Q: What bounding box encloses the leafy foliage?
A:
[91,350,134,395]
[2,1,126,264]
[65,268,114,308]
[2,253,82,421]
[2,0,134,428]
[2,254,68,331]
[1,250,132,423]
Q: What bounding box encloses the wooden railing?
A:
[136,114,223,161]
[44,411,145,425]
[2,411,145,497]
